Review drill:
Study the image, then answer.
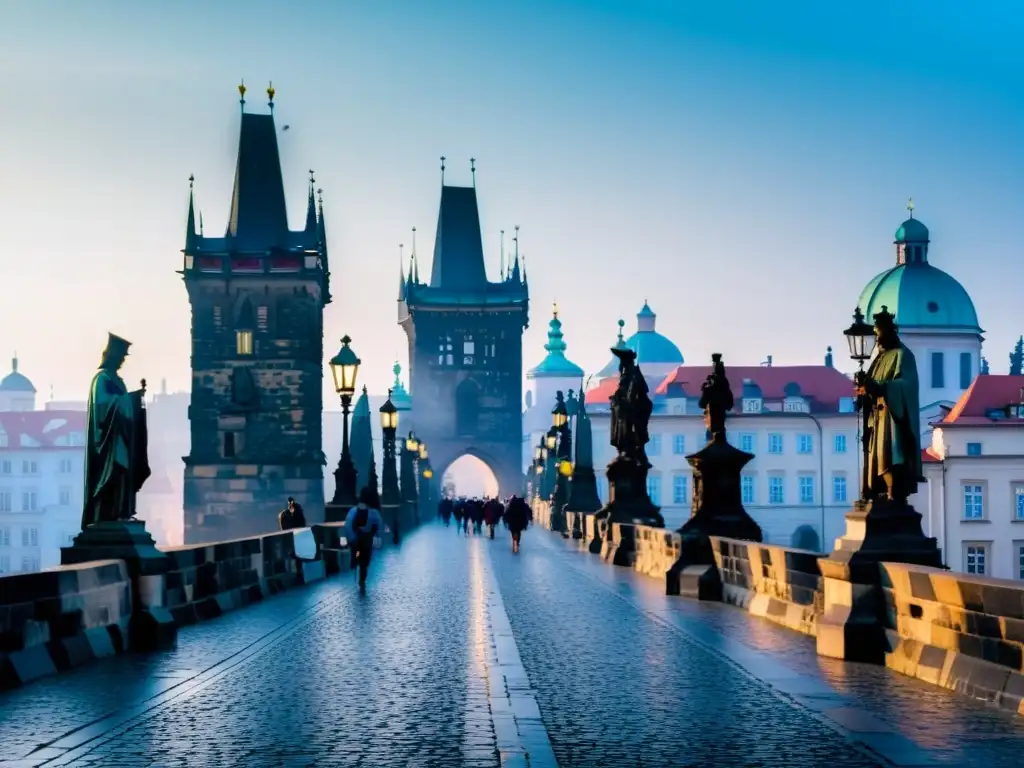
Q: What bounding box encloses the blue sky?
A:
[1,0,1021,401]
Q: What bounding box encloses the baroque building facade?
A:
[399,172,529,496]
[181,89,330,543]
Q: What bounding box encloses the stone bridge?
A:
[2,513,1024,767]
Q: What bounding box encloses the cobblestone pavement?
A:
[2,524,1024,767]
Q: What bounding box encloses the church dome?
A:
[857,214,980,333]
[528,304,584,380]
[0,357,35,393]
[597,303,684,378]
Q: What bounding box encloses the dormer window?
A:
[783,398,808,413]
[742,398,762,413]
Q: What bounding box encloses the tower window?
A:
[930,351,945,389]
[236,330,254,356]
[222,432,236,458]
[213,306,222,328]
[463,338,475,364]
[257,306,269,330]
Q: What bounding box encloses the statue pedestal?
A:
[324,503,349,524]
[61,520,177,651]
[667,435,762,598]
[567,465,602,541]
[592,455,663,562]
[816,497,944,663]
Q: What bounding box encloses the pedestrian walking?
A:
[278,497,307,531]
[344,486,384,590]
[504,495,530,554]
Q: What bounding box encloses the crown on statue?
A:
[873,305,897,331]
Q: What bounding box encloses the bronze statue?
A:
[699,353,733,438]
[82,333,151,529]
[609,347,651,459]
[853,306,923,504]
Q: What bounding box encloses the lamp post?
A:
[532,444,544,502]
[544,427,558,506]
[417,442,429,522]
[379,390,401,543]
[401,431,420,527]
[329,335,360,510]
[843,307,876,501]
[550,391,573,533]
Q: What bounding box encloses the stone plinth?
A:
[61,521,177,651]
[324,502,349,524]
[816,497,944,663]
[592,455,663,561]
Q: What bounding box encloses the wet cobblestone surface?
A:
[2,525,1024,767]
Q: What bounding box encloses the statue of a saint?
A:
[82,334,151,529]
[699,353,733,438]
[609,347,652,459]
[854,307,923,504]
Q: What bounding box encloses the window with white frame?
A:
[21,491,37,512]
[672,434,686,455]
[833,433,847,453]
[29,528,37,546]
[672,474,688,505]
[797,434,813,454]
[1015,485,1024,521]
[22,460,38,475]
[0,460,10,474]
[962,483,984,520]
[21,528,28,546]
[0,491,10,512]
[60,458,72,474]
[963,542,987,575]
[740,433,754,453]
[768,475,784,504]
[768,433,782,454]
[741,475,755,504]
[671,402,685,415]
[649,434,662,456]
[742,398,762,413]
[59,487,71,506]
[966,442,982,457]
[646,475,661,505]
[833,474,847,504]
[798,475,814,504]
[0,527,9,546]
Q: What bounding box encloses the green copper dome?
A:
[528,305,584,379]
[598,303,684,378]
[857,215,980,332]
[0,357,35,393]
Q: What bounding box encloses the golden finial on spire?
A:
[309,169,315,185]
[440,156,446,184]
[907,197,915,217]
[238,79,246,108]
[267,81,275,109]
[189,174,194,189]
[553,301,559,319]
[470,157,476,186]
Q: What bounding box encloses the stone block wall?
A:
[0,560,131,690]
[881,563,1024,714]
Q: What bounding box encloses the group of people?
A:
[437,495,533,553]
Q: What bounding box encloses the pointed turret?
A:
[185,175,198,252]
[528,303,584,379]
[429,184,488,290]
[391,361,412,411]
[397,243,407,301]
[317,189,332,303]
[226,109,288,250]
[304,171,317,233]
[566,387,602,513]
[349,387,373,497]
[511,225,521,283]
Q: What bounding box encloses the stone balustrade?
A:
[0,522,354,690]
[0,560,131,690]
[535,499,1024,715]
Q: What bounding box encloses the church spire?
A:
[397,243,406,301]
[411,227,420,283]
[185,174,198,251]
[511,225,521,282]
[305,170,317,233]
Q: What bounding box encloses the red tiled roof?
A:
[942,374,1024,426]
[0,410,85,450]
[586,364,854,411]
[922,447,941,463]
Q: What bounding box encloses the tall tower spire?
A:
[304,170,317,233]
[412,226,420,283]
[511,225,521,282]
[185,174,198,251]
[397,243,406,301]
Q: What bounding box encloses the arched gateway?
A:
[398,171,529,498]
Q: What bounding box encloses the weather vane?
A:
[267,81,275,110]
[907,197,915,217]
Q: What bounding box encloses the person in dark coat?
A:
[504,495,530,554]
[278,497,307,531]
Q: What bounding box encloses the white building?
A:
[0,357,85,573]
[856,208,984,441]
[585,353,860,549]
[922,374,1024,579]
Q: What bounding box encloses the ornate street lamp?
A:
[550,391,573,532]
[329,335,360,508]
[417,442,429,521]
[845,307,877,501]
[400,430,420,526]
[379,390,401,543]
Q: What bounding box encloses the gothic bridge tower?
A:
[398,160,529,495]
[180,83,331,543]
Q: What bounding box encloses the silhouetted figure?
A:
[439,497,453,527]
[484,498,502,539]
[344,487,383,590]
[278,497,307,531]
[505,495,530,554]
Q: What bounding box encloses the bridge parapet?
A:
[0,560,131,690]
[539,500,1024,715]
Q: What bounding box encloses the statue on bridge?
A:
[699,353,733,440]
[609,347,652,461]
[81,333,151,529]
